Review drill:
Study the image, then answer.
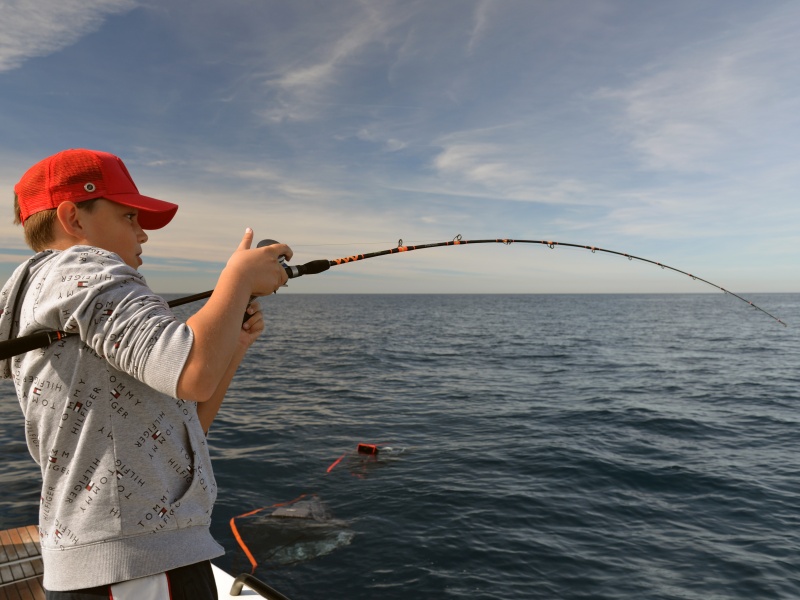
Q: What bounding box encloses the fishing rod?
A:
[126,235,790,325]
[274,235,786,327]
[0,293,218,361]
[0,235,786,360]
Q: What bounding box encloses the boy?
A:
[0,148,292,598]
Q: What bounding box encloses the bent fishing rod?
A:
[0,235,786,360]
[261,235,785,327]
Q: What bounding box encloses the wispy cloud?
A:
[255,3,397,123]
[429,133,598,208]
[599,3,800,174]
[356,127,407,152]
[467,0,496,55]
[0,0,135,72]
[2,1,799,292]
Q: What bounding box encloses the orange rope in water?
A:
[229,493,308,573]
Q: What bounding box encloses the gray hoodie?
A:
[0,246,223,591]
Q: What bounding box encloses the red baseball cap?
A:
[14,149,178,229]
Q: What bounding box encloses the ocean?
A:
[1,293,799,599]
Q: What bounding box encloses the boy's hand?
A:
[196,297,265,433]
[227,228,293,297]
[240,300,264,348]
[179,229,291,402]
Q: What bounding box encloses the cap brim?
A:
[105,193,178,230]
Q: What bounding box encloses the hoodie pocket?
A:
[165,423,217,530]
[115,420,216,535]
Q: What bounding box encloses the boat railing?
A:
[230,572,293,599]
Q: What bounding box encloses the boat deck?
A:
[0,525,44,600]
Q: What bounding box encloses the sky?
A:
[1,0,799,295]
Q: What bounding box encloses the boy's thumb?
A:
[238,227,254,251]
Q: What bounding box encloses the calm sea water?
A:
[2,294,799,599]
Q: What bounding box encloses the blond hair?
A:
[14,195,99,252]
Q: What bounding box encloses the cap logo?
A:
[84,182,96,192]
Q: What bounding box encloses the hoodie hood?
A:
[0,251,55,379]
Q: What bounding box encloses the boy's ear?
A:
[55,201,84,238]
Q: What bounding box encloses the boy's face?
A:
[76,199,149,268]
